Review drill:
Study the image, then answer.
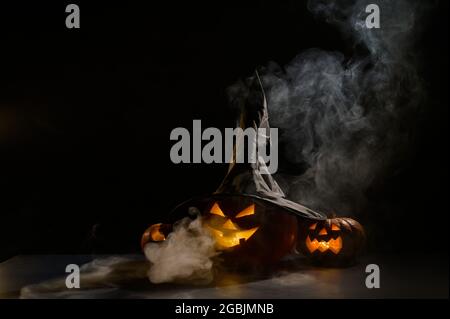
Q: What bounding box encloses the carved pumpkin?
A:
[201,197,298,268]
[298,216,365,267]
[141,197,299,269]
[204,202,259,249]
[141,223,173,249]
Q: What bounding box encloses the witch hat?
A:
[169,71,325,221]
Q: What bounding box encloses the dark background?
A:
[0,1,448,261]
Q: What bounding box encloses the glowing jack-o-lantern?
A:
[298,216,365,267]
[201,197,298,268]
[141,197,299,268]
[141,223,173,248]
[204,202,259,249]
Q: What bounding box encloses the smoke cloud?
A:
[231,0,428,215]
[144,216,219,284]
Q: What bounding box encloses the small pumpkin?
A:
[141,223,173,249]
[298,216,365,267]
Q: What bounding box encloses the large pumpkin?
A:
[202,197,298,268]
[141,197,299,269]
[297,216,365,267]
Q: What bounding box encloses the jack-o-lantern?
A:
[141,197,299,268]
[204,202,260,249]
[141,223,172,249]
[201,197,298,267]
[298,216,365,266]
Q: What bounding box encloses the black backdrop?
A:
[0,1,448,261]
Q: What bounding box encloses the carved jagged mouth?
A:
[306,235,343,254]
[206,226,259,249]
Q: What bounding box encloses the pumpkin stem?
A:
[329,211,337,219]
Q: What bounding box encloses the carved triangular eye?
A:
[309,223,317,230]
[235,204,255,218]
[210,202,225,217]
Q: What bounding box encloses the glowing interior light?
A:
[210,202,225,217]
[235,204,255,218]
[206,226,259,249]
[306,235,342,254]
[149,223,166,241]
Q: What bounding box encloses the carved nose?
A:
[223,219,238,230]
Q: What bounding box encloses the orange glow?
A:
[207,226,259,249]
[205,202,260,249]
[222,219,238,230]
[318,228,328,235]
[331,224,340,231]
[235,204,255,218]
[149,223,166,241]
[309,223,317,230]
[210,202,225,217]
[305,235,342,254]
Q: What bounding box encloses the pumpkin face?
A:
[203,201,260,249]
[201,197,298,268]
[141,197,299,269]
[298,217,365,267]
